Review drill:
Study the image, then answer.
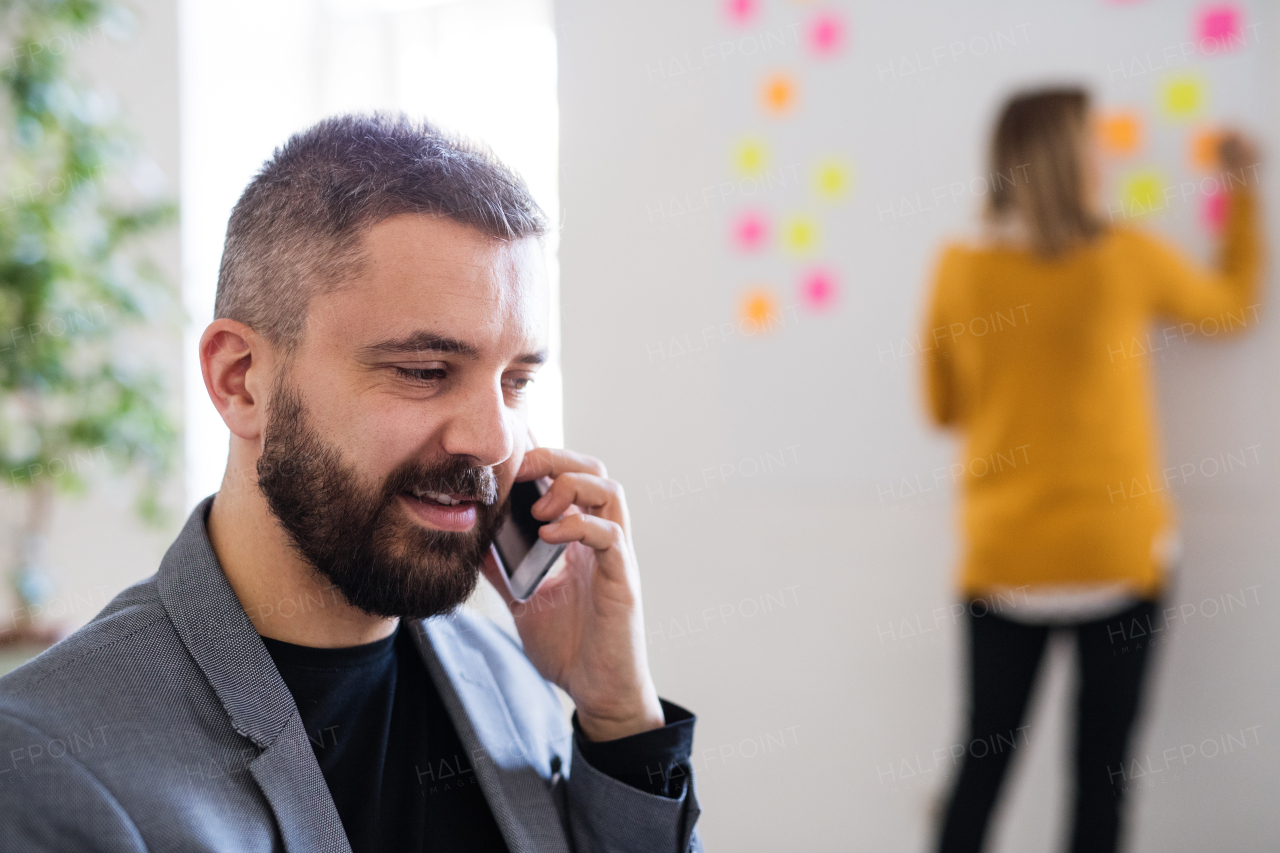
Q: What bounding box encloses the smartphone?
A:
[491,477,568,602]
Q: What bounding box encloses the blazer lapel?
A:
[415,616,571,853]
[248,717,352,853]
[157,497,351,853]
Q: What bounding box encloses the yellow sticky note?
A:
[813,158,852,200]
[1120,170,1167,218]
[780,214,819,255]
[1160,75,1206,121]
[731,138,770,177]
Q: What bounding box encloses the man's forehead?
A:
[312,215,549,353]
[359,214,546,296]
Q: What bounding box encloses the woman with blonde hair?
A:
[924,87,1262,853]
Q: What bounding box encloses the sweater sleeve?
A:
[1140,190,1263,328]
[922,246,964,427]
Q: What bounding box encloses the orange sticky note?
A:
[762,73,797,114]
[1098,112,1142,157]
[1190,127,1222,172]
[739,288,780,333]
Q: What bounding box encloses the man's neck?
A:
[207,458,399,649]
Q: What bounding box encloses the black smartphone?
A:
[491,478,568,602]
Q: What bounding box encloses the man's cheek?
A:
[502,444,528,489]
[495,469,519,508]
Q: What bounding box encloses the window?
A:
[179,0,561,507]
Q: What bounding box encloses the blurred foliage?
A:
[0,0,178,525]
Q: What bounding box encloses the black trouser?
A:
[937,599,1157,853]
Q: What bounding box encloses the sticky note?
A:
[724,0,758,26]
[813,158,852,201]
[1202,191,1227,231]
[780,214,819,255]
[731,137,770,177]
[739,288,780,332]
[1160,75,1206,121]
[1098,112,1142,157]
[807,13,846,57]
[799,268,838,311]
[762,73,797,115]
[1197,5,1243,51]
[731,210,769,251]
[1189,127,1222,171]
[1119,170,1167,218]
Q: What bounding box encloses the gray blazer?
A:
[0,498,702,852]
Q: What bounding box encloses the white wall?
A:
[556,1,1280,850]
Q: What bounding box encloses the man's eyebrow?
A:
[514,350,548,365]
[359,332,480,359]
[359,332,547,366]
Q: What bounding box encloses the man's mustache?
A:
[384,458,499,506]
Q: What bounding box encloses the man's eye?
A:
[395,367,446,383]
[504,376,534,393]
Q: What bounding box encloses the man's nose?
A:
[438,380,513,469]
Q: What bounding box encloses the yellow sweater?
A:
[923,192,1262,597]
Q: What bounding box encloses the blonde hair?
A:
[985,87,1103,256]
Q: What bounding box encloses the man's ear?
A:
[200,319,273,441]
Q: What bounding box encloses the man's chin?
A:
[338,565,482,622]
[333,523,487,620]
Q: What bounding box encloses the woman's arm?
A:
[1143,132,1264,328]
[923,247,963,427]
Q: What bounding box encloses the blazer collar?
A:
[416,616,571,853]
[157,496,351,853]
[156,497,569,853]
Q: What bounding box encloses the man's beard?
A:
[256,378,507,621]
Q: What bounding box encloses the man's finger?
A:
[538,514,630,582]
[517,446,607,481]
[530,472,627,524]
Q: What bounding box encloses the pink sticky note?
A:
[1197,5,1243,50]
[732,210,770,251]
[725,0,758,26]
[808,13,846,57]
[799,267,838,311]
[1202,191,1227,232]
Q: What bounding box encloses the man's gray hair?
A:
[214,112,548,349]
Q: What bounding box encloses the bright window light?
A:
[178,0,561,510]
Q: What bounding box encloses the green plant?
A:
[0,0,178,632]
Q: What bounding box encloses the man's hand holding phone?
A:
[480,446,665,743]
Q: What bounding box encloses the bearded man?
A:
[0,114,701,853]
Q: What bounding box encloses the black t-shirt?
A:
[262,625,508,852]
[262,622,696,853]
